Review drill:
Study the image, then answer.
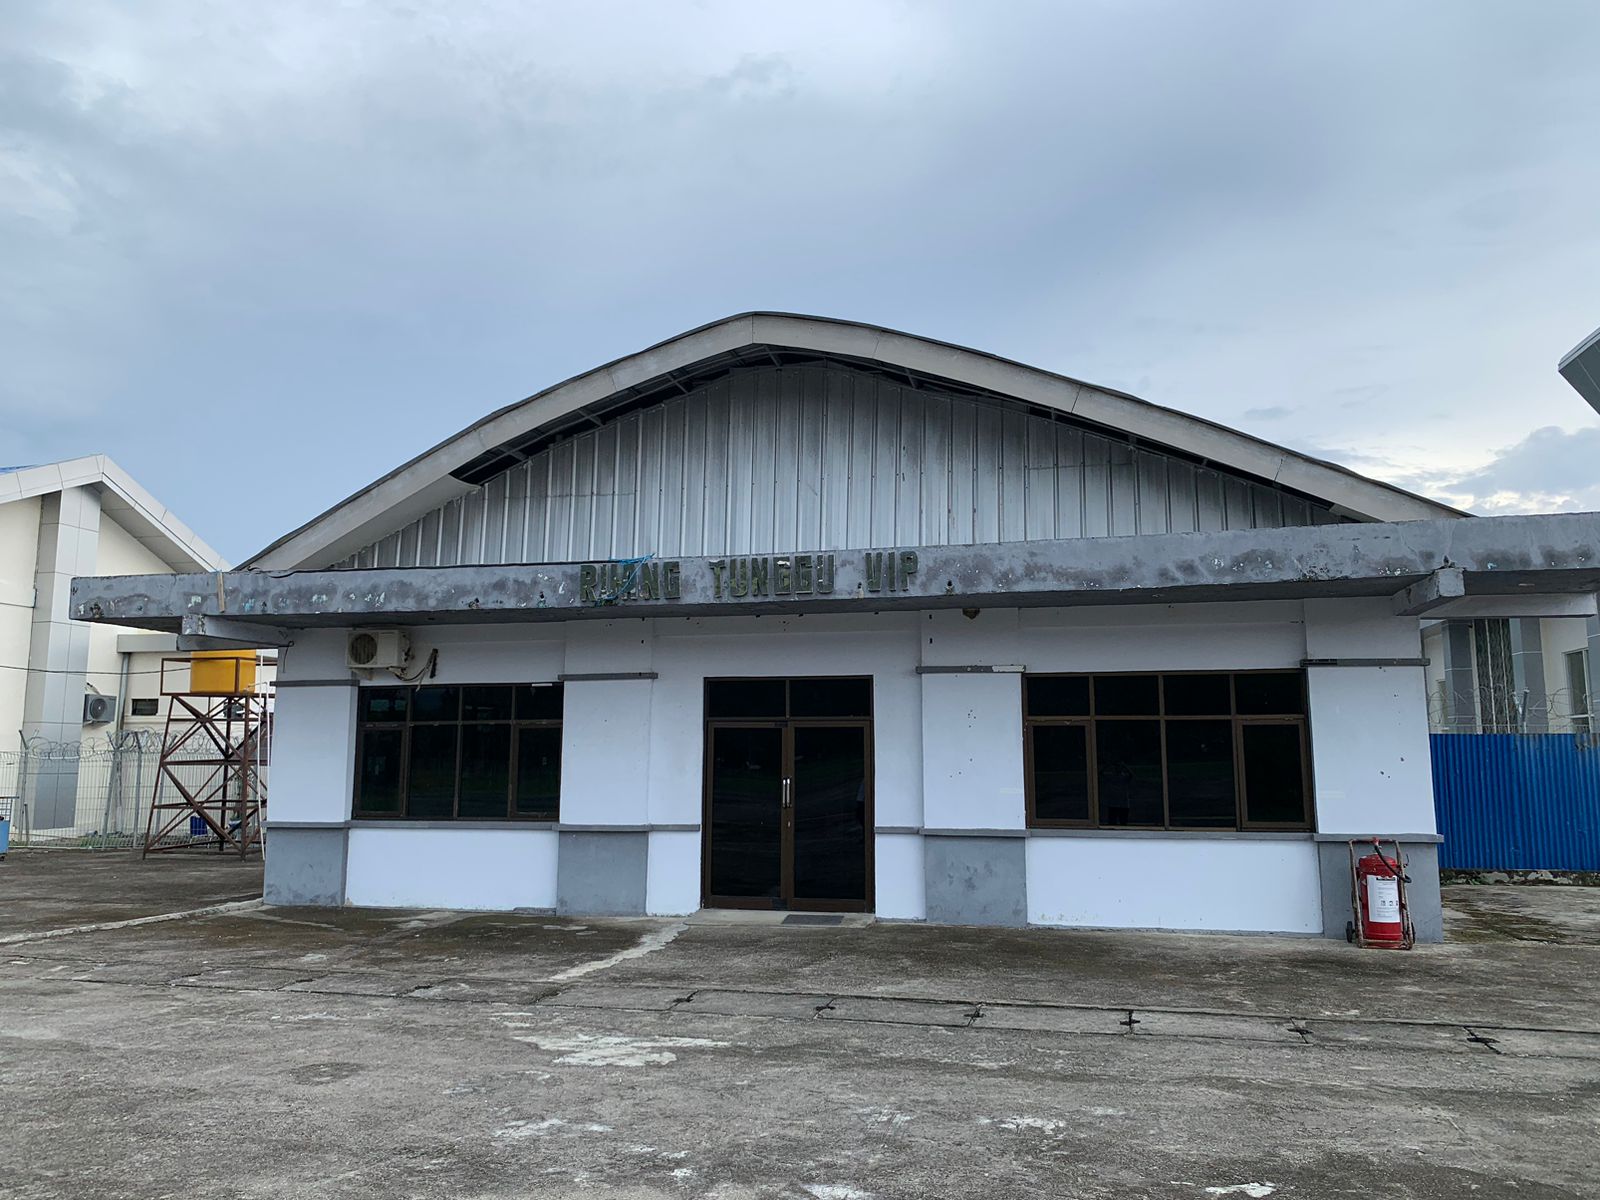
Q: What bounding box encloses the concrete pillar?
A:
[1510,618,1548,733]
[1440,621,1477,732]
[917,618,1028,926]
[21,486,100,827]
[557,620,653,915]
[262,631,355,906]
[1303,599,1442,942]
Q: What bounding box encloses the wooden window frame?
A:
[1023,670,1313,832]
[352,683,563,821]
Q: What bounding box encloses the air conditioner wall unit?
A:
[83,693,115,725]
[347,629,410,671]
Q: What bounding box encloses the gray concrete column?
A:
[1440,621,1477,732]
[21,486,100,827]
[1510,618,1548,733]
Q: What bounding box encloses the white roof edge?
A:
[0,454,229,572]
[1558,324,1600,415]
[245,312,1466,570]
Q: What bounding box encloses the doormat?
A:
[782,914,844,926]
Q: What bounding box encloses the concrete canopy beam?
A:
[1393,567,1466,616]
[178,614,295,648]
[71,511,1600,634]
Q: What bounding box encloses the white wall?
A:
[266,597,1434,927]
[1304,599,1435,836]
[874,832,925,920]
[0,496,41,746]
[81,515,174,742]
[647,830,700,915]
[345,826,558,909]
[1027,836,1322,933]
[1541,617,1592,731]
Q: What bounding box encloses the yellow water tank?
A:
[189,650,258,695]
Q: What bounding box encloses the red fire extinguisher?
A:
[1347,840,1414,949]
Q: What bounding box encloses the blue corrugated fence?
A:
[1431,733,1600,871]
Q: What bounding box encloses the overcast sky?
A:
[4,2,1599,562]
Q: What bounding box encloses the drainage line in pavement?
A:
[0,899,263,946]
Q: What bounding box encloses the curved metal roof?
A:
[246,312,1464,570]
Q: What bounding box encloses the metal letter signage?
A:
[579,549,914,605]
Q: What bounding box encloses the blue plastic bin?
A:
[0,817,10,857]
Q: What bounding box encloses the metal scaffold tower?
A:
[142,655,271,858]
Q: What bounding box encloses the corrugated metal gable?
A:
[340,363,1344,568]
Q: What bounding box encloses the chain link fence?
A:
[1428,686,1594,737]
[0,731,269,851]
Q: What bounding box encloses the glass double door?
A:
[705,721,871,911]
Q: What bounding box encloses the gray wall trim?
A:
[264,827,348,906]
[1302,657,1429,668]
[924,836,1028,927]
[1029,827,1314,841]
[275,677,359,688]
[348,819,557,831]
[890,826,1316,840]
[320,820,696,833]
[558,671,659,682]
[915,664,1024,675]
[1315,840,1442,943]
[1313,832,1444,844]
[557,830,648,916]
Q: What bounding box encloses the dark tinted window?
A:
[1242,724,1307,824]
[516,684,564,721]
[1165,720,1236,827]
[1024,671,1311,831]
[515,727,561,818]
[412,686,460,722]
[407,725,458,818]
[1163,674,1232,716]
[360,689,409,722]
[1026,675,1091,717]
[1030,724,1090,822]
[355,682,562,822]
[1095,675,1160,716]
[462,685,513,722]
[357,728,404,814]
[457,724,511,819]
[1096,722,1164,825]
[789,677,872,718]
[707,679,787,719]
[1235,673,1304,715]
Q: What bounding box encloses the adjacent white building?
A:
[70,315,1600,937]
[1,456,228,825]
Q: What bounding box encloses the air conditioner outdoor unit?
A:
[83,693,115,724]
[347,629,410,670]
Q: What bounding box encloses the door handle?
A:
[781,777,792,809]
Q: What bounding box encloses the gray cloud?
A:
[3,2,1600,558]
[1433,425,1600,513]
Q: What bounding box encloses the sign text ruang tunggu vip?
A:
[577,550,919,603]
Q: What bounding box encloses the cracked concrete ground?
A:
[1,854,1598,1199]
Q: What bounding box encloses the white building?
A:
[1,456,230,826]
[70,315,1600,936]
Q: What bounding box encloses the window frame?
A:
[352,682,564,822]
[1023,670,1313,832]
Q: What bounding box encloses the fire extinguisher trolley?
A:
[1346,838,1416,950]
